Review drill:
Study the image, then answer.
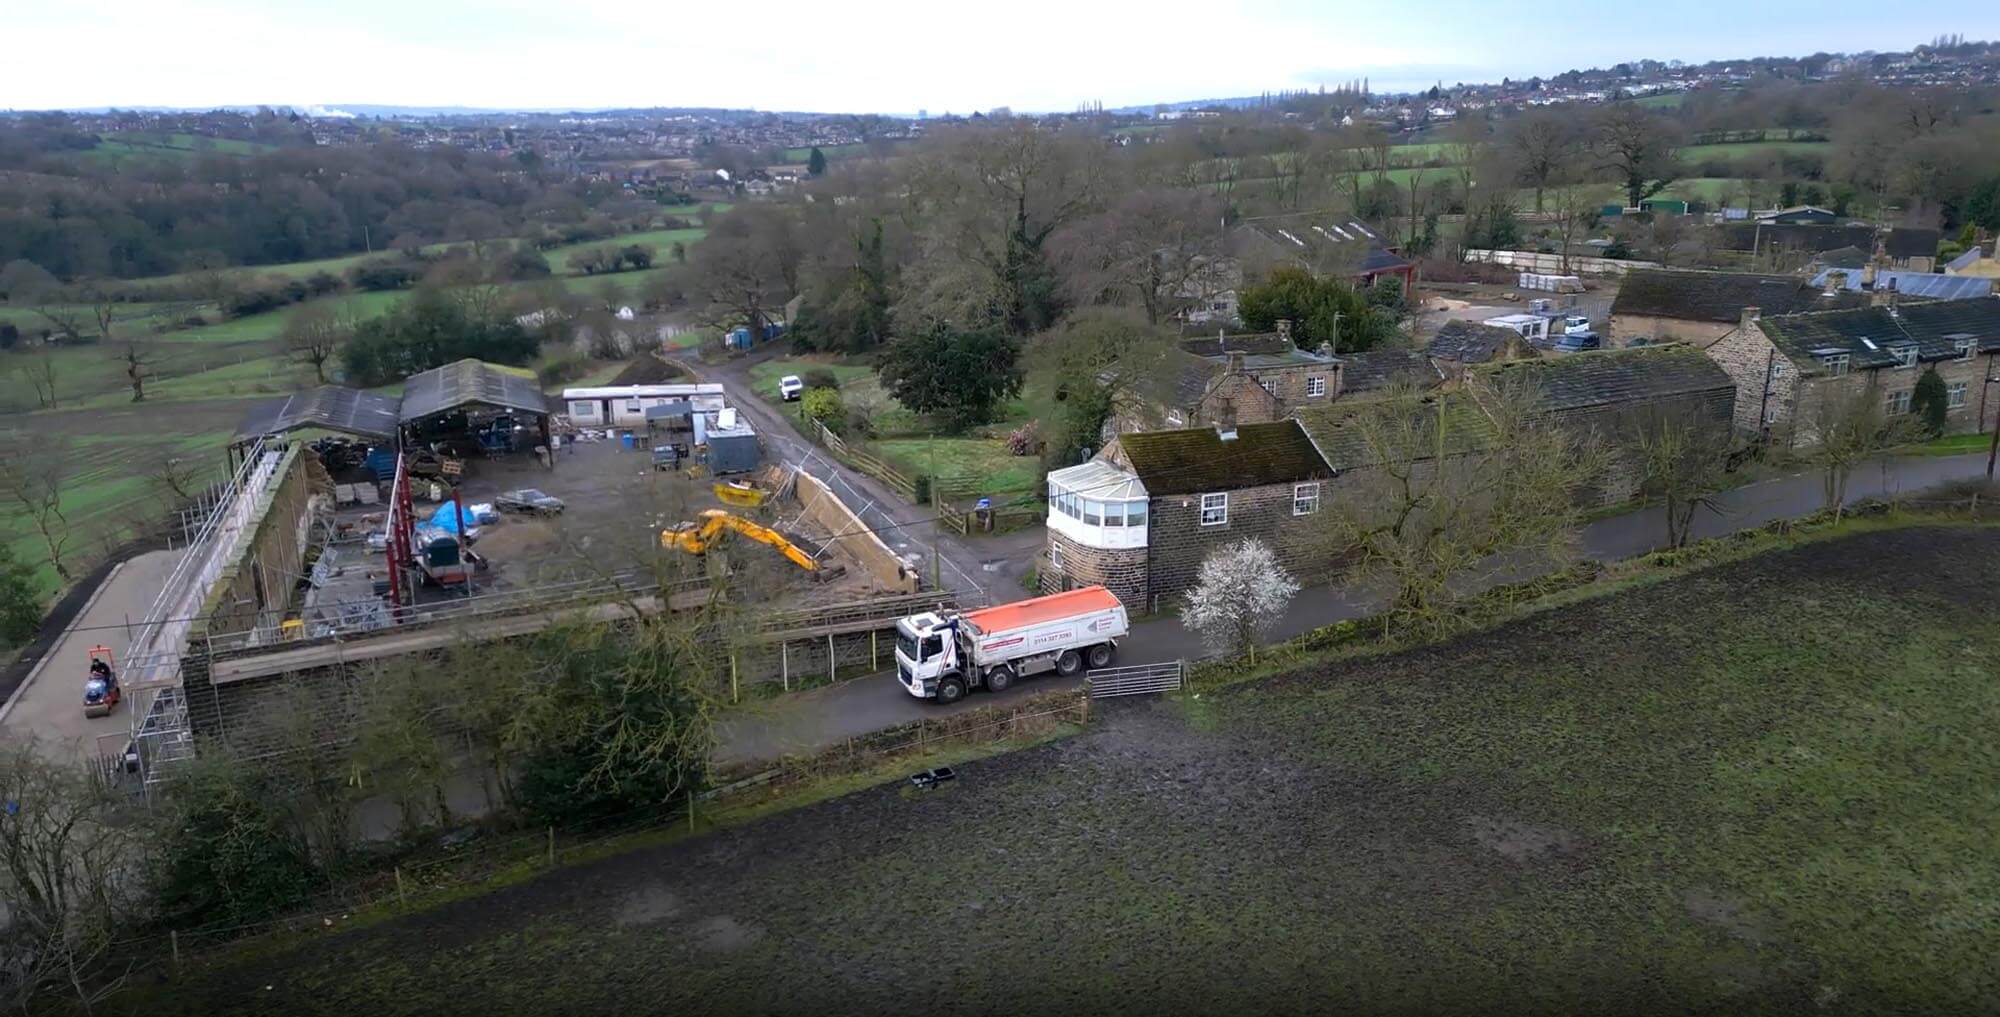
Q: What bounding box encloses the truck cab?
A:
[895,611,961,700]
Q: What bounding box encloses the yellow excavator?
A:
[662,509,836,576]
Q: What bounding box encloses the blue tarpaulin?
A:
[425,502,473,533]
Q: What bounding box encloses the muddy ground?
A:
[126,527,2000,1015]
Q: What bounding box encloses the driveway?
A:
[716,451,1994,768]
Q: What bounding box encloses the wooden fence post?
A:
[547,826,555,866]
[394,866,407,907]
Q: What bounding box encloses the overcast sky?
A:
[10,0,1996,114]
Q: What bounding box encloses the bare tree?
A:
[1805,384,1922,520]
[282,302,351,384]
[1504,110,1578,214]
[0,436,76,581]
[1548,175,1612,275]
[1626,404,1733,548]
[1052,189,1227,325]
[1314,379,1607,639]
[18,348,60,410]
[686,230,785,336]
[0,742,137,1015]
[117,339,154,403]
[1595,105,1682,210]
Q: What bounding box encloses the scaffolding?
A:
[122,437,292,794]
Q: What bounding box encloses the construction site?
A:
[0,360,970,796]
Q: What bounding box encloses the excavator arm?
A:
[662,509,822,572]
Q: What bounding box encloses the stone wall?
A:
[1609,314,1737,350]
[1144,480,1323,609]
[1040,529,1147,607]
[792,468,919,593]
[1704,325,1794,435]
[189,446,330,642]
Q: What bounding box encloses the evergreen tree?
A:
[806,146,828,178]
[1911,367,1950,436]
[877,320,1021,432]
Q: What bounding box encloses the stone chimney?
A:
[1317,341,1334,360]
[1875,277,1901,313]
[1824,270,1847,296]
[1740,306,1761,331]
[1275,318,1293,343]
[1860,262,1877,290]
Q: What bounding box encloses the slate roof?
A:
[1717,224,1938,262]
[1884,227,1941,260]
[1116,420,1331,495]
[1338,348,1440,394]
[1816,245,1871,270]
[1293,395,1495,470]
[399,359,550,420]
[1757,299,2000,373]
[1178,333,1294,359]
[1610,269,1861,322]
[235,385,402,443]
[1427,320,1527,363]
[1718,223,1875,255]
[1479,344,1734,413]
[1809,268,1993,301]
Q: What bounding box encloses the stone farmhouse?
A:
[1609,269,1864,348]
[1043,420,1333,611]
[1705,299,2000,441]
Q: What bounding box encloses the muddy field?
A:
[129,528,2000,1015]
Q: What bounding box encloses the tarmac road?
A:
[716,451,1995,767]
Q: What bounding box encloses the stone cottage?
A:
[1608,268,1861,348]
[1043,420,1333,611]
[1110,328,1340,434]
[1705,299,2000,442]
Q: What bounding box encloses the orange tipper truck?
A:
[894,586,1129,704]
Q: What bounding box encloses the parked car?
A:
[779,374,804,401]
[495,489,565,515]
[1563,315,1592,335]
[1554,331,1602,353]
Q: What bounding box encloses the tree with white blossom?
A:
[1180,538,1301,662]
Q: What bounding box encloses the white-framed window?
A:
[1891,345,1918,369]
[1199,492,1228,526]
[1885,389,1912,415]
[1306,376,1328,398]
[1820,353,1849,377]
[1165,409,1186,427]
[568,400,597,417]
[1103,502,1125,527]
[1048,541,1064,573]
[1293,482,1321,516]
[1955,339,1977,361]
[1947,381,1968,409]
[1769,361,1786,379]
[1763,406,1779,426]
[624,398,643,413]
[1257,377,1279,397]
[1126,501,1146,528]
[1081,499,1102,526]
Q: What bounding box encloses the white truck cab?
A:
[778,374,804,401]
[895,587,1129,704]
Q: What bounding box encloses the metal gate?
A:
[1085,660,1184,698]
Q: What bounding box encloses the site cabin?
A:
[1482,313,1552,345]
[561,384,726,428]
[895,586,1130,704]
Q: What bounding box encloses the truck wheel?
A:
[1087,644,1114,668]
[1055,650,1083,676]
[985,664,1015,693]
[935,676,967,704]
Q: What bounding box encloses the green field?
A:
[1681,140,1831,161]
[132,526,2000,1013]
[81,131,277,167]
[543,228,707,275]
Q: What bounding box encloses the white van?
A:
[778,375,804,401]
